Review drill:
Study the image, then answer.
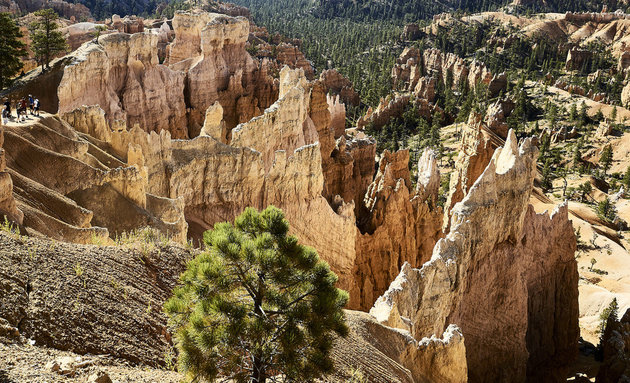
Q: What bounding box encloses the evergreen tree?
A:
[600,144,613,175]
[29,9,67,70]
[623,166,630,190]
[0,12,27,90]
[541,159,553,191]
[569,103,577,122]
[572,145,582,173]
[596,197,617,223]
[599,297,619,336]
[165,206,349,383]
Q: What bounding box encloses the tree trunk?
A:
[252,354,266,383]
[252,279,266,383]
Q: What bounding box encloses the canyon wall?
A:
[371,131,579,382]
[57,11,278,139]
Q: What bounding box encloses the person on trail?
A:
[18,98,28,122]
[28,94,34,114]
[33,98,40,116]
[2,99,11,120]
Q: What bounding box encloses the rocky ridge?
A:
[371,131,579,382]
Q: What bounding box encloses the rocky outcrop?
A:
[319,69,361,106]
[566,48,592,70]
[1,0,91,19]
[111,15,144,34]
[57,33,188,138]
[3,112,186,244]
[354,148,444,308]
[421,48,506,96]
[56,12,278,140]
[275,42,315,79]
[0,127,23,225]
[371,131,579,382]
[442,112,497,231]
[357,95,411,131]
[166,11,278,136]
[401,23,422,40]
[597,308,630,383]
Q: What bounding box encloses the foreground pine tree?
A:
[165,206,349,383]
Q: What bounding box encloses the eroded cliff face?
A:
[54,65,445,310]
[442,112,498,232]
[0,127,23,225]
[392,47,507,98]
[57,11,278,140]
[166,11,278,137]
[371,131,579,382]
[2,112,186,244]
[57,33,188,138]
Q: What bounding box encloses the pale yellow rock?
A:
[371,130,579,382]
[200,102,227,143]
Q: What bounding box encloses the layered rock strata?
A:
[57,33,188,138]
[2,113,186,244]
[371,131,579,382]
[57,66,443,310]
[165,11,278,136]
[57,11,278,139]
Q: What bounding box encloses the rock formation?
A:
[371,130,579,382]
[319,69,361,106]
[442,112,498,231]
[56,11,278,140]
[597,308,630,383]
[166,11,278,136]
[566,48,593,71]
[111,15,144,34]
[3,111,186,244]
[275,42,315,79]
[57,33,188,138]
[0,0,91,19]
[394,47,506,97]
[0,127,23,225]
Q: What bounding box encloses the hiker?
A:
[2,99,11,120]
[33,98,40,116]
[1,103,8,125]
[28,94,34,114]
[18,98,28,122]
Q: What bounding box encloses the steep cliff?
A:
[57,33,188,138]
[371,131,579,382]
[166,11,278,136]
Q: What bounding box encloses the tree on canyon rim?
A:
[0,12,27,90]
[29,9,67,71]
[165,206,349,383]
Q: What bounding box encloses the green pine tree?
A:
[29,9,67,70]
[596,197,617,223]
[165,206,349,383]
[600,144,613,175]
[623,166,630,190]
[599,297,619,335]
[0,12,27,90]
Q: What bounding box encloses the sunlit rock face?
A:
[371,131,579,382]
